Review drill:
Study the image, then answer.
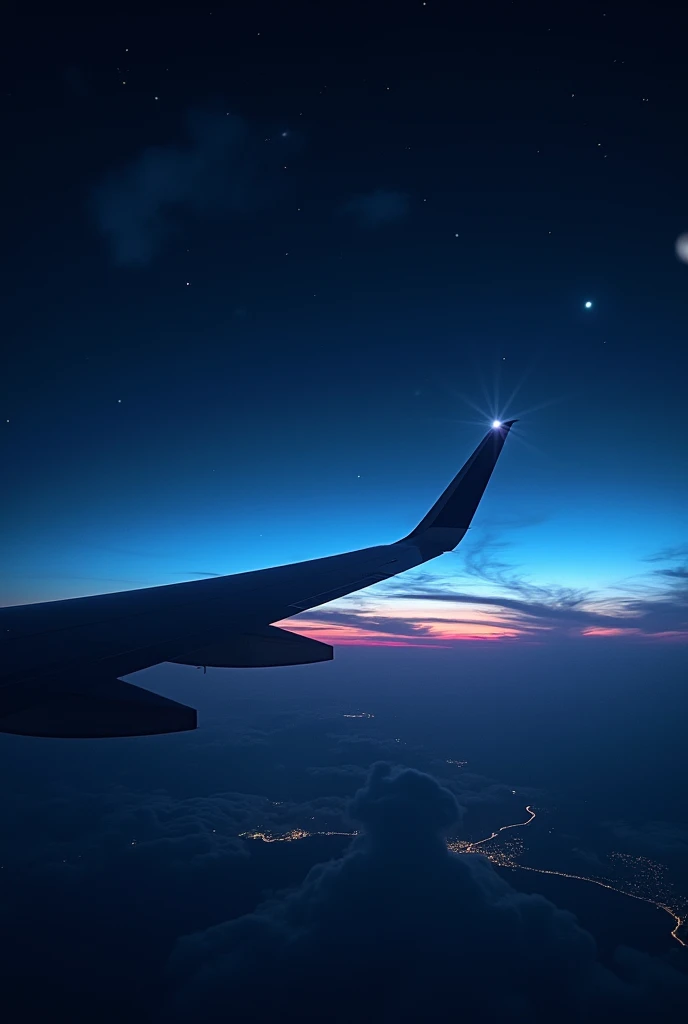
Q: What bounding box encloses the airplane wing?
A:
[0,421,516,738]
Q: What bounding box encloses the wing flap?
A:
[171,624,333,668]
[0,675,197,738]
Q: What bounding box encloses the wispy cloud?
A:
[279,538,688,645]
[644,544,688,563]
[459,533,593,607]
[652,566,688,579]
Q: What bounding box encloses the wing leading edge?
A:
[0,421,516,737]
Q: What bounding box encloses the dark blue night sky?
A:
[1,4,687,1021]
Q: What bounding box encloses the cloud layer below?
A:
[169,764,688,1021]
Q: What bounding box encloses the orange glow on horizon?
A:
[277,616,524,646]
[274,603,688,647]
[583,627,688,642]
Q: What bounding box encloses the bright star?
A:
[584,300,592,309]
[492,420,502,429]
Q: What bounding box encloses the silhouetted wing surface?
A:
[0,422,516,737]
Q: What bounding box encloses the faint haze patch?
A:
[63,66,89,98]
[342,188,409,226]
[91,109,291,265]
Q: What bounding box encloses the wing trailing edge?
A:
[0,675,197,738]
[171,624,333,668]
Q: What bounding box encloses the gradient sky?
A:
[3,9,688,1020]
[2,3,687,644]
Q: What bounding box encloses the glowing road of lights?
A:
[452,806,686,948]
[509,864,685,947]
[464,805,537,851]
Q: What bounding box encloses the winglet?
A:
[401,420,517,553]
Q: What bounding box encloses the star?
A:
[584,300,593,309]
